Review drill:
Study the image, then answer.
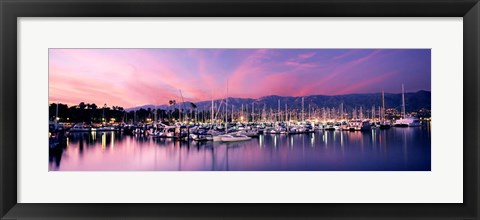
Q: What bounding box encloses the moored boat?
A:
[190,133,214,141]
[97,126,118,132]
[69,123,91,132]
[348,119,371,131]
[379,121,392,129]
[221,134,252,142]
[393,84,421,127]
[235,129,259,137]
[393,117,421,127]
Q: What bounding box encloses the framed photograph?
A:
[47,48,432,172]
[1,0,479,219]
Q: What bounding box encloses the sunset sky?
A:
[49,49,431,108]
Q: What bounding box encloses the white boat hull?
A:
[213,135,223,142]
[221,137,252,142]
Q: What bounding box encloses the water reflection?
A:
[49,125,431,171]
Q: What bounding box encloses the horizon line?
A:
[49,90,431,109]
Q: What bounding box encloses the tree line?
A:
[49,101,206,124]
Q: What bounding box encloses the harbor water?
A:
[49,124,431,171]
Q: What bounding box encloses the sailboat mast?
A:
[154,105,157,125]
[339,103,343,120]
[378,106,381,122]
[309,104,311,120]
[241,104,244,122]
[302,97,305,122]
[278,99,280,122]
[371,105,375,120]
[382,89,385,122]
[401,83,406,118]
[225,80,228,133]
[263,103,266,122]
[211,90,214,124]
[179,89,187,123]
[55,102,59,129]
[252,103,254,122]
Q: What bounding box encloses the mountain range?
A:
[126,90,431,113]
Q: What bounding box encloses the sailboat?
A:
[219,80,252,143]
[393,84,421,127]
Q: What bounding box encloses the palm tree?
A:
[78,102,86,122]
[90,103,97,122]
[85,103,92,123]
[102,103,107,123]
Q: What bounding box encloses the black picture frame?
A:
[1,0,479,219]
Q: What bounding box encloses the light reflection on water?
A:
[49,125,431,171]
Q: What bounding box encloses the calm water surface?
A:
[49,125,431,171]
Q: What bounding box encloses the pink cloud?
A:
[282,51,318,69]
[297,50,382,95]
[228,50,273,94]
[335,71,398,95]
[332,50,358,60]
[297,52,316,60]
[49,49,212,107]
[284,61,317,69]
